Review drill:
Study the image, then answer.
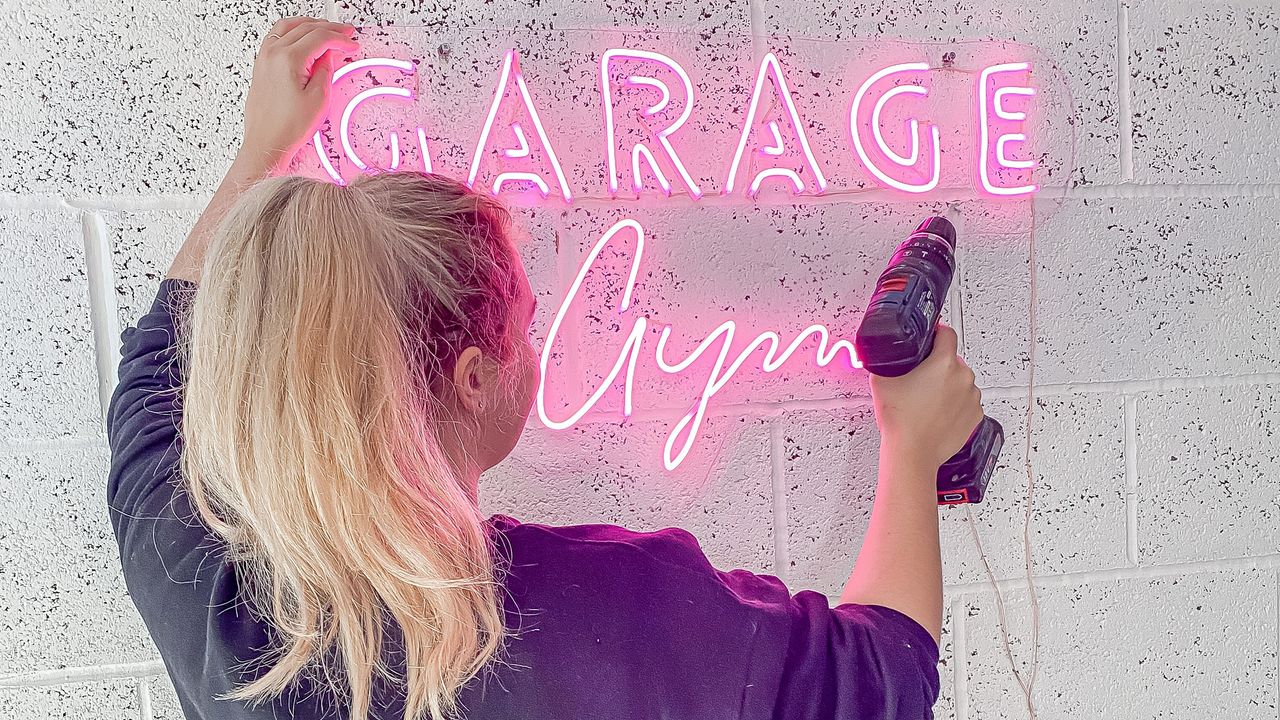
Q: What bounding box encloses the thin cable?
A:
[1022,201,1043,707]
[962,198,1042,720]
[956,49,1079,711]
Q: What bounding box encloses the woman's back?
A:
[107,278,939,720]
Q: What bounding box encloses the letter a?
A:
[469,49,573,202]
[724,52,828,198]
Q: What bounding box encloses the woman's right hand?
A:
[868,322,985,470]
[238,17,360,173]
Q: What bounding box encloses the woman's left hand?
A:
[237,16,361,173]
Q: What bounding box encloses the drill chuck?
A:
[855,218,957,376]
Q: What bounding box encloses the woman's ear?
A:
[451,345,491,414]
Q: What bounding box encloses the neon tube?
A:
[849,62,940,193]
[978,62,1037,196]
[601,48,702,198]
[725,52,829,196]
[312,57,419,184]
[469,49,573,202]
[538,218,863,471]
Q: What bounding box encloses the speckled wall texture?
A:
[1,1,1278,718]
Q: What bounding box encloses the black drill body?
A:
[854,217,1004,505]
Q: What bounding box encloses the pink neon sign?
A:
[306,39,1063,200]
[299,31,1069,469]
[600,48,703,198]
[978,62,1038,196]
[724,52,829,198]
[850,62,941,194]
[468,49,574,202]
[538,217,861,471]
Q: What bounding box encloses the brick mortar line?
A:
[1123,394,1140,566]
[946,203,967,354]
[0,660,166,688]
[769,420,789,583]
[137,677,153,720]
[747,0,766,58]
[577,371,1280,424]
[66,196,208,212]
[550,213,585,401]
[82,211,122,425]
[980,372,1280,398]
[1117,0,1134,182]
[3,182,1280,212]
[0,196,79,211]
[943,552,1280,596]
[2,369,1274,451]
[953,594,970,720]
[0,436,105,453]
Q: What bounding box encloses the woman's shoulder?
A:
[486,513,712,570]
[483,513,797,617]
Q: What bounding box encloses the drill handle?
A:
[936,415,1004,505]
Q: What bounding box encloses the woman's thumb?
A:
[306,50,337,93]
[932,322,958,358]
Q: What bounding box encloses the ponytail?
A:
[176,171,521,720]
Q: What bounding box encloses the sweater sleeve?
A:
[658,527,942,720]
[104,278,221,583]
[774,589,941,720]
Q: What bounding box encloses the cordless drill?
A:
[854,217,1004,505]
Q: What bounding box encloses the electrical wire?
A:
[962,199,1043,720]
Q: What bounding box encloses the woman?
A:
[106,16,984,720]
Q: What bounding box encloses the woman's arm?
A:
[167,156,277,281]
[838,444,944,644]
[838,323,983,648]
[166,16,358,282]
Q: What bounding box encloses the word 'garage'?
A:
[313,50,1040,199]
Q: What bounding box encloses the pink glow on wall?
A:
[296,35,1066,470]
[468,49,574,202]
[652,319,861,470]
[978,62,1038,196]
[538,218,863,471]
[308,47,1055,200]
[724,53,829,198]
[341,86,414,171]
[332,56,414,83]
[538,218,648,431]
[849,62,941,194]
[312,57,420,184]
[601,48,703,199]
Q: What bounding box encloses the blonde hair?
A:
[173,170,524,720]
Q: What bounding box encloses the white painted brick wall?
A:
[2,1,1277,718]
